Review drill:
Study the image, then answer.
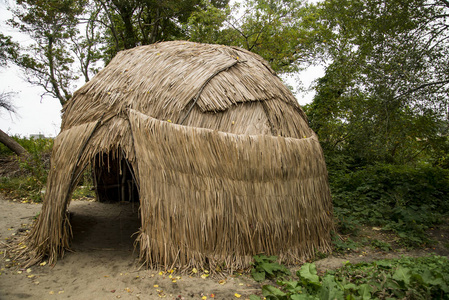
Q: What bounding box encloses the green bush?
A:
[0,136,53,202]
[0,135,52,156]
[331,163,449,246]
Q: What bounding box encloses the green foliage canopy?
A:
[8,0,87,106]
[0,33,19,66]
[95,0,229,63]
[305,0,449,166]
[188,0,322,73]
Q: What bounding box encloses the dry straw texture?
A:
[20,41,333,271]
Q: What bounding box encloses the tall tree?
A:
[71,0,103,82]
[95,0,229,63]
[306,0,449,166]
[9,0,87,106]
[188,0,321,73]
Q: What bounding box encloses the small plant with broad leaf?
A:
[250,255,291,282]
[249,255,449,299]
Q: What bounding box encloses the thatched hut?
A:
[22,41,333,271]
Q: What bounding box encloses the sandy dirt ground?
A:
[0,196,447,300]
[0,197,259,300]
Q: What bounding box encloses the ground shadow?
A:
[68,200,141,254]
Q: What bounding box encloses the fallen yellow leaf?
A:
[234,293,241,298]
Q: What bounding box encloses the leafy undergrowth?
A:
[0,136,53,203]
[331,164,449,249]
[249,255,449,300]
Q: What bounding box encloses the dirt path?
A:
[0,197,257,300]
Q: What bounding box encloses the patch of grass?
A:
[0,176,44,202]
[72,185,95,200]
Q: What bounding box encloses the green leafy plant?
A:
[0,136,53,202]
[250,255,449,300]
[331,164,449,247]
[331,233,359,253]
[251,255,291,282]
[370,239,392,252]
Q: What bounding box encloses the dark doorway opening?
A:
[69,201,141,253]
[93,152,139,203]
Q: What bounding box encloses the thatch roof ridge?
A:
[129,109,321,181]
[61,41,306,131]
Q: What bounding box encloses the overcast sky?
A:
[0,1,324,137]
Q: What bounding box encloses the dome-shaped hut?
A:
[22,41,333,270]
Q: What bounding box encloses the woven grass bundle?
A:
[20,41,333,270]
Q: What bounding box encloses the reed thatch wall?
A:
[20,41,333,270]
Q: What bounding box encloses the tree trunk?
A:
[0,129,27,156]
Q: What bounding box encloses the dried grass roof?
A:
[18,41,334,271]
[62,40,309,138]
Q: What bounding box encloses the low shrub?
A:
[0,136,53,202]
[331,163,449,247]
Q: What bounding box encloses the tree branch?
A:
[0,129,28,156]
[394,80,449,100]
[438,0,449,9]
